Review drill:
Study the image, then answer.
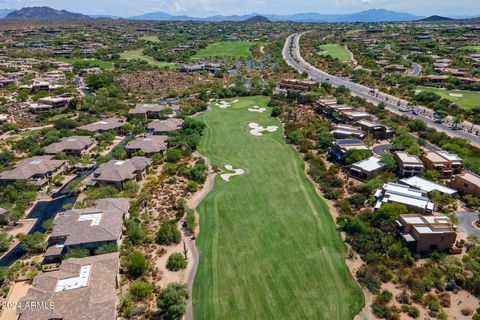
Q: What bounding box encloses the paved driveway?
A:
[456,211,480,237]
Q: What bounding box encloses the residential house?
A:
[341,111,374,124]
[17,253,119,320]
[44,198,129,261]
[38,96,70,109]
[349,156,385,181]
[0,155,66,188]
[374,182,435,214]
[92,157,152,189]
[78,118,125,134]
[356,120,395,140]
[421,150,463,178]
[450,172,480,197]
[394,151,424,177]
[125,135,168,156]
[128,103,179,120]
[331,124,365,139]
[44,136,95,156]
[28,102,53,114]
[329,139,369,162]
[399,176,457,196]
[147,118,184,135]
[397,214,457,252]
[279,79,318,91]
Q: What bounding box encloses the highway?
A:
[283,33,480,148]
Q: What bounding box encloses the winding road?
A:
[385,44,422,76]
[283,33,480,147]
[183,151,216,320]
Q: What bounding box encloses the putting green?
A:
[459,46,480,51]
[120,49,175,68]
[417,86,480,111]
[192,96,364,319]
[52,57,113,69]
[192,41,259,59]
[318,44,352,62]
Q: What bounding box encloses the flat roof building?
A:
[330,139,369,162]
[375,182,435,214]
[397,214,457,252]
[17,253,119,320]
[331,124,365,139]
[450,172,480,198]
[399,176,457,196]
[349,156,385,181]
[356,120,395,140]
[280,79,318,91]
[38,96,70,109]
[394,151,424,178]
[421,150,463,178]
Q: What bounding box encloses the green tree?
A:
[64,248,90,259]
[423,170,440,182]
[129,281,153,302]
[185,210,196,234]
[125,251,149,278]
[380,153,397,172]
[157,283,189,320]
[95,243,118,255]
[166,149,183,163]
[42,219,54,232]
[375,203,409,232]
[156,221,181,245]
[0,232,12,252]
[317,129,334,150]
[167,252,187,271]
[344,149,372,165]
[20,232,46,254]
[125,219,146,245]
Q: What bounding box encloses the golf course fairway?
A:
[192,96,364,320]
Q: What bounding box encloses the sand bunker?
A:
[220,165,245,181]
[248,105,267,113]
[215,99,240,109]
[249,122,278,136]
[215,101,232,109]
[449,93,463,98]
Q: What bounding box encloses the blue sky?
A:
[0,0,478,17]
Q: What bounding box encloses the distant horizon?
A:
[0,1,479,19]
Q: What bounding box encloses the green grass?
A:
[346,29,362,35]
[140,35,160,43]
[318,44,352,62]
[120,49,175,68]
[417,86,480,111]
[192,41,259,59]
[53,57,113,69]
[459,46,480,51]
[192,96,364,320]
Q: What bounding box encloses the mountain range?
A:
[419,15,454,22]
[4,6,90,20]
[129,9,424,22]
[2,6,480,23]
